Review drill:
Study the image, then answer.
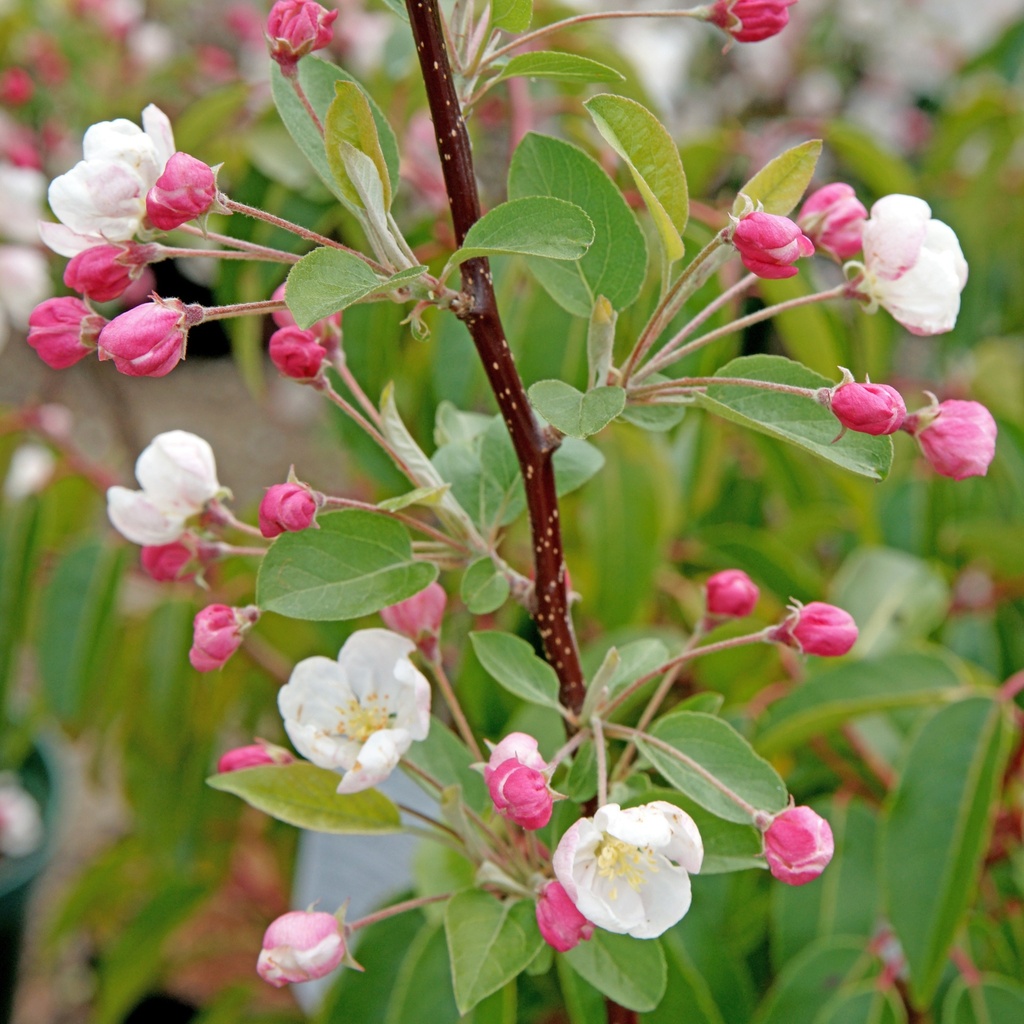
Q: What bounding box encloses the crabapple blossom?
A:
[709,0,799,44]
[106,430,221,545]
[903,398,997,480]
[828,371,906,436]
[771,601,858,656]
[483,732,547,774]
[258,482,319,538]
[47,104,175,241]
[762,805,834,885]
[536,881,595,952]
[854,194,968,336]
[732,211,814,279]
[705,569,759,619]
[380,582,447,660]
[26,296,104,369]
[797,183,867,261]
[486,758,553,830]
[277,629,431,794]
[257,910,346,987]
[145,152,218,230]
[189,604,259,672]
[266,1,338,68]
[553,801,703,939]
[268,325,325,380]
[97,298,199,377]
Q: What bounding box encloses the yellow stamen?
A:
[337,696,392,742]
[594,836,658,900]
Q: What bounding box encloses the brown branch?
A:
[405,0,585,715]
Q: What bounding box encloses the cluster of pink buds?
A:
[189,603,260,672]
[481,732,555,831]
[708,0,799,44]
[731,209,814,279]
[760,805,835,885]
[770,600,858,657]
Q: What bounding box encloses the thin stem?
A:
[328,349,385,428]
[320,495,472,554]
[592,716,609,808]
[206,500,264,538]
[548,729,589,773]
[201,299,286,320]
[429,655,484,761]
[349,893,453,933]
[281,65,325,135]
[484,9,704,67]
[636,282,850,383]
[176,223,303,261]
[629,376,822,402]
[611,665,683,784]
[154,245,300,264]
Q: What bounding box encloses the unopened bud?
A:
[258,482,319,538]
[828,372,906,436]
[26,296,104,369]
[189,603,259,672]
[269,325,325,380]
[217,742,295,773]
[709,0,799,44]
[536,881,595,952]
[732,210,814,279]
[146,152,218,230]
[486,758,554,830]
[902,398,997,481]
[762,805,834,885]
[98,298,198,377]
[705,569,759,619]
[266,1,338,69]
[257,910,346,987]
[797,183,866,261]
[380,582,447,660]
[771,600,858,657]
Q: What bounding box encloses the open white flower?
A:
[854,194,968,336]
[278,629,431,794]
[46,104,175,243]
[106,430,221,545]
[553,801,703,939]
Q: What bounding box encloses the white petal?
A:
[656,802,704,875]
[338,628,416,703]
[572,870,648,935]
[48,160,147,240]
[862,194,930,281]
[142,104,176,169]
[336,729,405,793]
[875,250,964,336]
[107,485,185,545]
[135,430,220,513]
[601,803,673,850]
[37,221,106,257]
[82,117,162,184]
[627,860,692,938]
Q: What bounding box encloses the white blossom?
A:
[553,801,703,939]
[278,629,431,794]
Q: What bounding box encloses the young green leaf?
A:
[285,247,385,328]
[445,196,595,275]
[508,132,647,316]
[528,380,625,438]
[585,94,688,263]
[470,631,563,712]
[882,696,1012,1008]
[697,355,894,480]
[256,509,438,620]
[562,931,667,1012]
[497,51,624,84]
[326,80,393,209]
[734,139,822,216]
[492,0,532,32]
[461,558,511,614]
[207,762,402,833]
[445,892,543,1014]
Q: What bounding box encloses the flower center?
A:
[594,836,658,899]
[337,695,392,742]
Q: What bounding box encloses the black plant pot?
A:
[0,743,59,1024]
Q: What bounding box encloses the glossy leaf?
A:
[461,558,511,614]
[528,380,625,438]
[446,197,595,273]
[641,711,788,823]
[257,509,438,620]
[697,355,894,480]
[561,931,667,1012]
[326,80,392,210]
[508,132,647,316]
[445,892,543,1014]
[470,631,563,712]
[207,762,402,833]
[882,696,1012,1007]
[585,93,688,262]
[735,139,822,216]
[497,51,624,84]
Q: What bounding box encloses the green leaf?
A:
[461,558,511,614]
[562,931,667,1012]
[470,631,563,712]
[602,637,670,698]
[735,139,822,216]
[528,380,625,438]
[403,716,490,813]
[640,711,788,823]
[492,0,532,32]
[585,93,688,262]
[285,247,386,328]
[697,355,894,480]
[497,51,624,84]
[446,197,595,273]
[326,80,392,209]
[941,974,1024,1024]
[207,762,402,833]
[378,484,451,512]
[256,509,438,620]
[817,983,908,1024]
[270,57,399,208]
[755,652,966,757]
[648,932,728,1024]
[384,921,460,1024]
[508,132,647,316]
[0,498,40,716]
[445,892,543,1014]
[882,696,1012,1008]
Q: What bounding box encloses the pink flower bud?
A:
[763,805,834,885]
[63,244,140,302]
[486,758,554,830]
[268,325,325,380]
[772,601,858,657]
[797,183,867,261]
[484,732,547,773]
[258,482,319,538]
[709,0,799,44]
[257,910,346,987]
[705,569,759,619]
[903,399,997,481]
[380,582,447,659]
[536,881,595,952]
[26,297,105,369]
[266,1,338,68]
[829,379,906,436]
[98,298,196,377]
[189,604,258,672]
[217,742,295,773]
[146,152,218,230]
[732,211,814,279]
[140,541,197,582]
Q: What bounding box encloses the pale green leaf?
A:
[470,631,562,712]
[735,139,822,216]
[461,559,511,614]
[326,80,392,209]
[378,484,451,512]
[256,509,438,620]
[492,0,532,32]
[528,380,625,438]
[497,51,624,84]
[562,931,666,1012]
[585,93,688,262]
[207,762,402,833]
[285,247,384,328]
